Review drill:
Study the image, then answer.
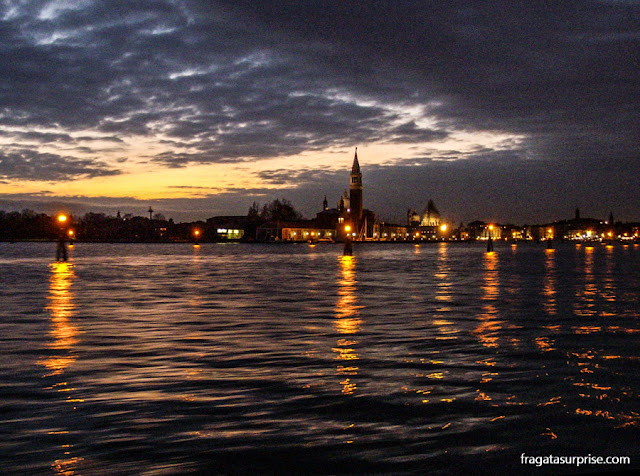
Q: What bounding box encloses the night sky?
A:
[1,1,639,224]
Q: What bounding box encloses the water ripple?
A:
[1,242,639,474]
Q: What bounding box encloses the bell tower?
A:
[349,147,363,225]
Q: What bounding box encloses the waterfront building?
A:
[254,148,379,242]
[380,223,409,241]
[465,221,502,240]
[206,216,249,241]
[407,210,421,227]
[503,224,528,241]
[338,190,350,213]
[420,199,441,227]
[405,200,447,240]
[256,220,335,242]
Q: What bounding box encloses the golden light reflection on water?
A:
[41,262,78,376]
[536,248,558,353]
[542,249,557,316]
[40,262,84,475]
[602,244,616,303]
[433,243,458,340]
[473,251,502,349]
[52,456,85,476]
[434,243,452,304]
[334,255,362,395]
[574,246,597,317]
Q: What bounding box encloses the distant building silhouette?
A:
[349,147,363,232]
[420,199,441,227]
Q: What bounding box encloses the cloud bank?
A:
[1,1,638,222]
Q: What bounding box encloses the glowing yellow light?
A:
[344,225,351,232]
[68,230,74,237]
[57,214,67,223]
[607,232,613,237]
[488,225,494,230]
[440,224,448,232]
[193,229,200,236]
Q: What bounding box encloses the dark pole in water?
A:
[344,237,353,256]
[547,238,553,249]
[56,237,68,261]
[487,235,494,252]
[344,224,353,255]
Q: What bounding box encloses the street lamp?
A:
[343,225,353,255]
[55,213,69,261]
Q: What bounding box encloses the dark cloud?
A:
[364,153,640,225]
[0,150,121,181]
[0,0,638,221]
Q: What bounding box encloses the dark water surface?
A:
[1,242,639,474]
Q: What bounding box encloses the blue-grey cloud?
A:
[0,0,638,222]
[0,150,121,181]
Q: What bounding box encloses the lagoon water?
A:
[1,242,639,474]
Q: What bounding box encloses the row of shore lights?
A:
[57,212,202,240]
[55,216,450,241]
[379,223,449,240]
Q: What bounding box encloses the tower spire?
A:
[349,147,363,227]
[351,147,361,175]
